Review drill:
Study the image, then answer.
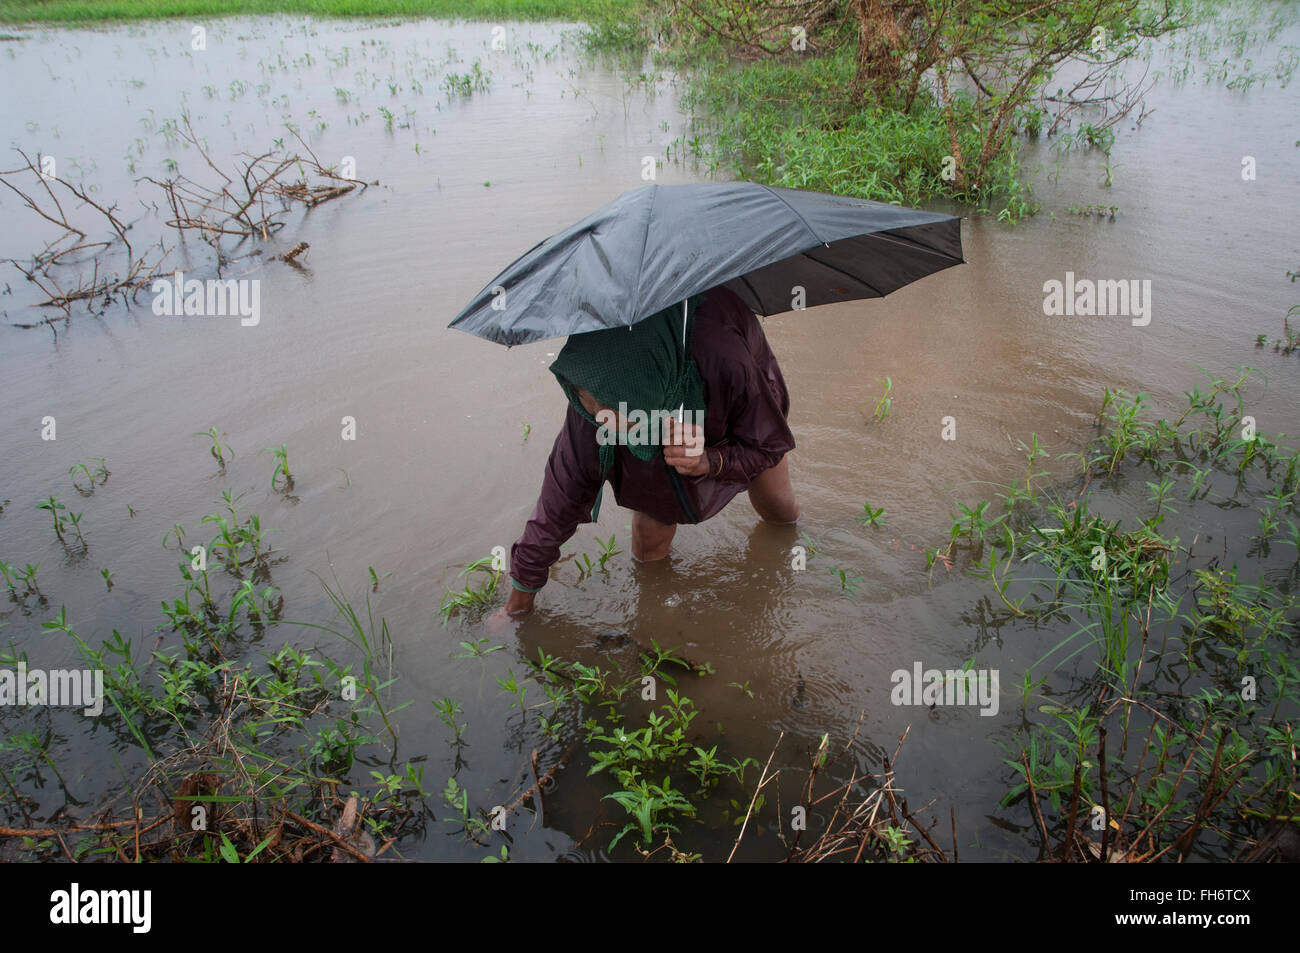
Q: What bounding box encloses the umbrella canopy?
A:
[448,182,964,347]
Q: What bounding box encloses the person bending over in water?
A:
[494,284,799,620]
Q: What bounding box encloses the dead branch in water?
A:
[140,113,369,243]
[0,149,171,329]
[728,721,952,863]
[0,667,416,864]
[1009,698,1291,864]
[279,241,310,263]
[503,741,578,819]
[2,115,372,330]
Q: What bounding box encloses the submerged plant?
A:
[596,534,621,571]
[439,556,502,622]
[65,510,87,547]
[18,563,41,598]
[866,376,893,424]
[829,566,862,594]
[263,444,292,490]
[0,560,17,596]
[36,494,67,541]
[195,427,233,468]
[69,463,94,493]
[955,370,1299,862]
[433,697,466,744]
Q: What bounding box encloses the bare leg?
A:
[748,455,799,524]
[632,510,677,561]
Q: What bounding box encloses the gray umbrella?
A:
[448,182,963,347]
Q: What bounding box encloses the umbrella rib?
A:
[452,226,603,341]
[630,185,659,325]
[736,272,768,316]
[757,184,825,244]
[868,227,964,263]
[799,249,885,298]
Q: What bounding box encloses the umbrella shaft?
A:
[679,300,686,425]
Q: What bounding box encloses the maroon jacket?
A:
[509,285,794,592]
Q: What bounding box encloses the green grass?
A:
[857,502,884,528]
[678,46,1025,214]
[0,0,637,23]
[438,555,502,622]
[935,365,1300,860]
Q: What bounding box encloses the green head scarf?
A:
[550,294,707,520]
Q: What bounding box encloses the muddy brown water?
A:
[0,13,1297,861]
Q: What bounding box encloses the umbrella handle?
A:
[678,299,686,425]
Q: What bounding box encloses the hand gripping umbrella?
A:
[447,182,964,348]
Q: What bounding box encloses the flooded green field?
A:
[0,9,1296,861]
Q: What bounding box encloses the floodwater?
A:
[0,11,1297,861]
